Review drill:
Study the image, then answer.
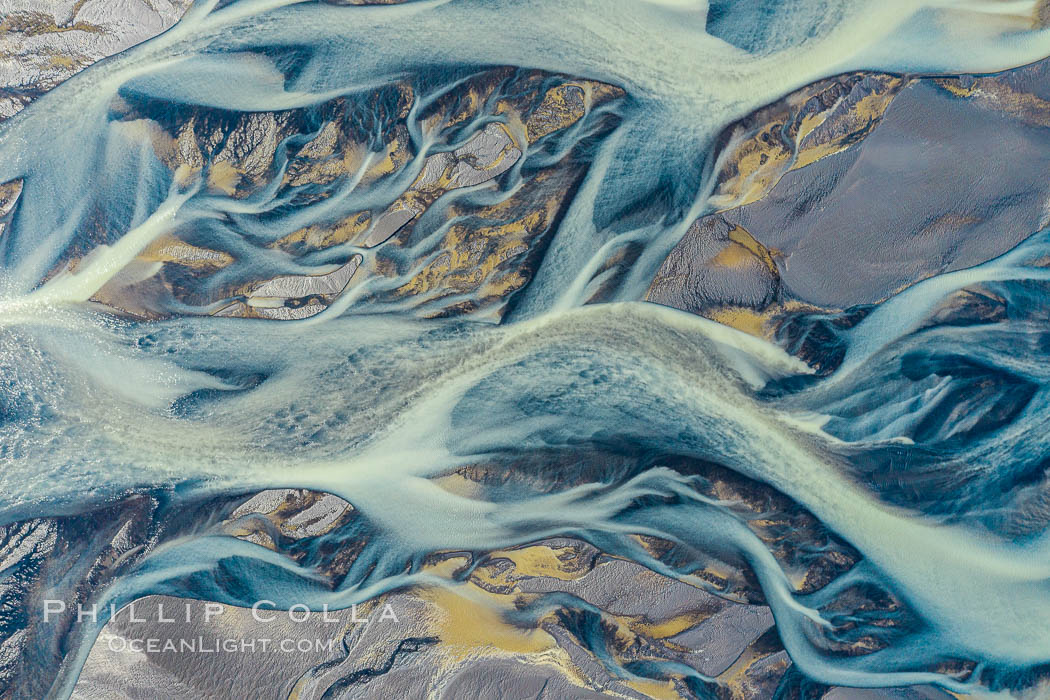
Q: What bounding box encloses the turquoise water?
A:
[3,0,1050,696]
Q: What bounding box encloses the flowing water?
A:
[3,0,1050,696]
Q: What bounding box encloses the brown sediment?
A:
[0,11,103,37]
[711,73,908,210]
[82,68,620,321]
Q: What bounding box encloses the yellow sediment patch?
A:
[416,556,556,660]
[935,77,979,98]
[716,637,790,697]
[709,241,755,269]
[0,11,102,37]
[482,544,592,585]
[419,584,555,659]
[140,234,233,269]
[707,224,781,298]
[431,472,484,499]
[272,211,372,252]
[172,164,196,187]
[794,81,903,170]
[934,74,1050,128]
[795,111,826,143]
[494,100,526,139]
[708,307,768,337]
[48,54,76,69]
[523,78,625,144]
[729,225,780,276]
[526,84,588,142]
[207,161,242,195]
[283,133,370,189]
[444,87,483,129]
[791,140,850,170]
[395,207,548,299]
[631,610,711,640]
[362,135,411,183]
[715,76,906,209]
[626,678,684,700]
[411,557,598,690]
[719,122,793,208]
